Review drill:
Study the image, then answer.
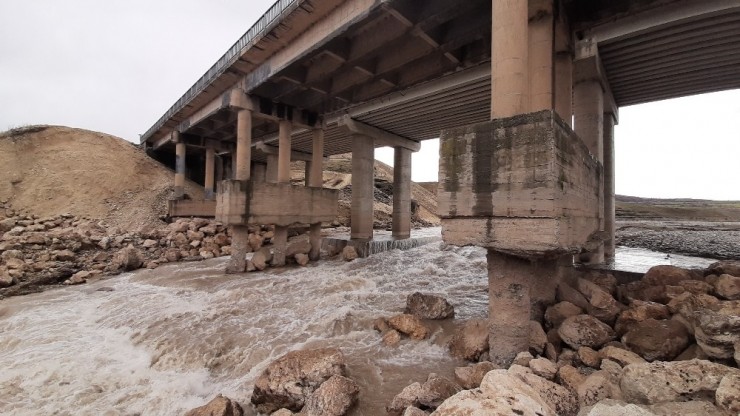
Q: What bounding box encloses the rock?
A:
[620,359,740,405]
[513,351,534,367]
[248,233,264,252]
[599,346,646,367]
[621,318,690,361]
[715,374,740,414]
[0,218,17,232]
[545,301,583,329]
[715,274,740,300]
[448,319,488,361]
[294,253,309,266]
[674,343,709,361]
[529,357,557,380]
[164,248,181,263]
[286,236,311,258]
[614,301,671,336]
[558,315,615,349]
[577,346,601,368]
[417,374,461,409]
[382,330,402,347]
[65,270,90,285]
[577,371,622,408]
[271,410,293,416]
[405,292,454,320]
[693,300,740,359]
[706,260,740,278]
[649,401,730,416]
[142,239,158,248]
[403,407,428,416]
[187,230,205,241]
[510,370,579,416]
[557,283,591,311]
[387,382,424,416]
[678,279,713,295]
[0,270,16,288]
[575,277,622,324]
[246,260,257,272]
[53,249,76,261]
[388,314,429,340]
[557,365,586,393]
[299,375,359,416]
[341,246,357,261]
[184,394,244,416]
[431,370,556,416]
[113,246,143,271]
[529,321,548,354]
[454,361,497,389]
[643,265,693,286]
[252,248,273,271]
[251,348,346,413]
[735,340,740,366]
[373,317,390,333]
[577,399,656,416]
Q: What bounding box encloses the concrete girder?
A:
[255,142,326,163]
[338,116,420,152]
[574,38,619,123]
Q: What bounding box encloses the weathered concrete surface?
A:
[438,110,601,259]
[392,147,412,239]
[351,134,374,240]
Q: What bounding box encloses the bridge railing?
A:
[140,0,300,143]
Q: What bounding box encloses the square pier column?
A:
[351,134,374,240]
[392,147,412,239]
[272,120,292,267]
[308,128,325,261]
[226,108,252,274]
[204,145,216,200]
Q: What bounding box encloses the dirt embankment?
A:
[0,125,203,232]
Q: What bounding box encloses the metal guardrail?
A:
[140,0,300,143]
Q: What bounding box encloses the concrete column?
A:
[554,53,573,126]
[252,162,266,183]
[230,152,237,179]
[491,0,529,119]
[528,1,554,112]
[226,109,252,274]
[351,134,374,240]
[174,134,186,199]
[266,154,279,183]
[272,119,292,267]
[392,147,412,239]
[574,80,605,264]
[204,145,216,200]
[215,154,224,184]
[308,128,325,260]
[603,113,616,260]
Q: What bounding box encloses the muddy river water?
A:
[0,238,719,415]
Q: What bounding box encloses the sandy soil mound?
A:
[0,125,202,232]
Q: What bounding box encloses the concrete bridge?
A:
[141,0,740,366]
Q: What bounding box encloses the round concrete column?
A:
[491,0,529,119]
[174,141,186,199]
[351,134,374,240]
[226,108,253,274]
[603,113,616,260]
[392,147,412,239]
[309,128,325,261]
[204,146,216,200]
[272,119,293,267]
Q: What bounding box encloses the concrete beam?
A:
[574,38,619,122]
[338,116,420,152]
[256,142,322,163]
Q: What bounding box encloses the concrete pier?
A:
[392,147,411,239]
[174,133,185,200]
[226,107,252,274]
[204,145,215,200]
[272,119,292,267]
[351,134,374,240]
[603,112,617,260]
[308,128,325,261]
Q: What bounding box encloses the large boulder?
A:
[299,375,359,416]
[614,301,670,336]
[692,300,740,359]
[286,235,312,258]
[251,348,346,414]
[575,278,622,324]
[558,315,615,349]
[448,319,489,361]
[454,361,497,389]
[387,374,461,415]
[511,369,578,416]
[405,292,454,320]
[113,245,143,271]
[621,319,690,361]
[643,265,694,286]
[545,301,583,329]
[431,370,556,416]
[620,359,740,405]
[577,371,622,408]
[0,270,16,287]
[715,374,740,415]
[388,314,429,340]
[715,274,740,300]
[706,260,740,278]
[184,395,244,416]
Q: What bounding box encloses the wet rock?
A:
[545,301,583,329]
[715,274,740,300]
[341,246,357,261]
[373,317,390,333]
[529,321,548,354]
[252,248,272,271]
[184,394,244,416]
[448,319,488,361]
[113,246,143,271]
[432,370,556,416]
[598,346,646,367]
[387,382,424,416]
[577,371,622,408]
[388,314,429,340]
[454,361,497,389]
[621,318,690,361]
[715,374,740,414]
[558,315,615,349]
[643,265,693,286]
[251,348,346,414]
[614,301,670,336]
[299,375,359,416]
[529,357,557,380]
[382,329,402,347]
[405,292,454,320]
[620,359,740,405]
[294,253,309,266]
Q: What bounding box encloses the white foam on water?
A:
[0,242,489,415]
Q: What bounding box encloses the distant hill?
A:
[616,195,740,221]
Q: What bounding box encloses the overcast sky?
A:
[2,1,739,200]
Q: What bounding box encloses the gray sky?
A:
[2,1,739,200]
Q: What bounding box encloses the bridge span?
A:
[141,0,740,366]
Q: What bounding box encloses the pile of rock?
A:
[0,203,304,295]
[374,293,455,347]
[386,262,740,415]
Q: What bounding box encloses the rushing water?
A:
[0,243,489,416]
